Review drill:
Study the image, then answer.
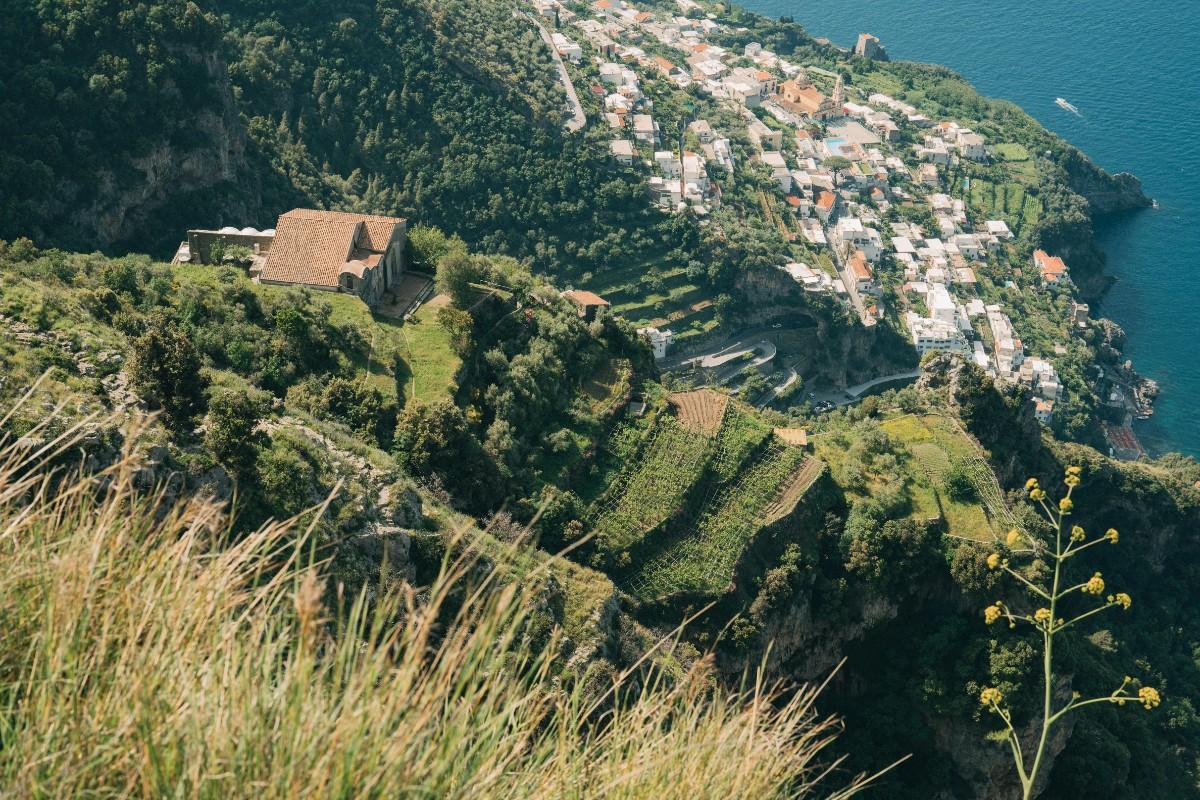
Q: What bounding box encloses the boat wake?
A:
[1055,97,1082,116]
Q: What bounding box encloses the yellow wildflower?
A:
[1025,478,1039,491]
[1034,607,1052,626]
[1139,687,1161,710]
[1106,528,1120,543]
[1065,475,1080,487]
[1070,525,1086,542]
[1112,592,1132,610]
[1083,572,1105,595]
[1066,466,1082,477]
[980,687,1003,707]
[1030,488,1047,501]
[984,604,1003,625]
[1059,497,1074,514]
[1006,529,1021,547]
[987,552,1001,569]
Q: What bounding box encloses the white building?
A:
[638,326,674,360]
[610,139,635,165]
[907,313,968,355]
[550,32,582,63]
[632,114,660,143]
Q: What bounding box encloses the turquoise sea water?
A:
[743,0,1200,457]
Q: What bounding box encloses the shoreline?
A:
[733,1,1168,458]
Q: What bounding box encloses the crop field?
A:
[582,358,632,417]
[586,415,712,553]
[879,414,1010,541]
[626,441,812,601]
[669,389,730,434]
[708,402,772,481]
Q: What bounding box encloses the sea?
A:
[743,0,1200,458]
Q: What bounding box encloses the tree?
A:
[393,400,500,510]
[205,390,269,480]
[407,225,466,273]
[942,462,976,501]
[714,293,736,325]
[976,468,1159,799]
[256,445,314,519]
[127,313,209,432]
[436,306,475,357]
[436,251,490,307]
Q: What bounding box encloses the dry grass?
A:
[0,394,885,798]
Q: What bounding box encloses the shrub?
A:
[0,411,878,799]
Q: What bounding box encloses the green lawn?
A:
[879,414,998,541]
[394,296,461,404]
[173,265,460,405]
[993,142,1030,162]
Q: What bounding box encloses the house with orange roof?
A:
[258,209,407,306]
[778,80,838,120]
[848,249,877,295]
[815,190,838,223]
[1033,250,1071,285]
[562,290,611,321]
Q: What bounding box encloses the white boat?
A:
[1055,97,1080,115]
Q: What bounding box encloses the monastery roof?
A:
[260,209,405,288]
[562,289,611,307]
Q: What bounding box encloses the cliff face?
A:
[1060,149,1152,215]
[736,267,918,386]
[63,48,262,255]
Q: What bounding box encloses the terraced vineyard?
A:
[960,452,1022,534]
[587,415,712,553]
[627,441,813,601]
[910,441,952,483]
[708,403,773,481]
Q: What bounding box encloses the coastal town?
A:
[530,0,1155,459]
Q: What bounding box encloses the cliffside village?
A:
[168,0,1149,461]
[536,0,1151,458]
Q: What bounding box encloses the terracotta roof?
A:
[785,195,801,207]
[654,56,675,72]
[563,289,611,307]
[260,209,404,288]
[635,11,652,22]
[816,191,836,210]
[849,250,873,281]
[1034,249,1069,280]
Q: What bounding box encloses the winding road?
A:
[526,13,586,133]
[809,369,923,408]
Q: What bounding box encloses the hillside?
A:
[3,0,1199,798]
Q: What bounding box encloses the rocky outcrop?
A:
[1060,150,1152,215]
[47,47,261,254]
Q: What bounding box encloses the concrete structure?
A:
[907,313,967,355]
[173,226,276,267]
[638,326,674,359]
[610,139,636,165]
[854,33,887,60]
[632,114,660,144]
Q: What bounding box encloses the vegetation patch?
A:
[626,440,812,601]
